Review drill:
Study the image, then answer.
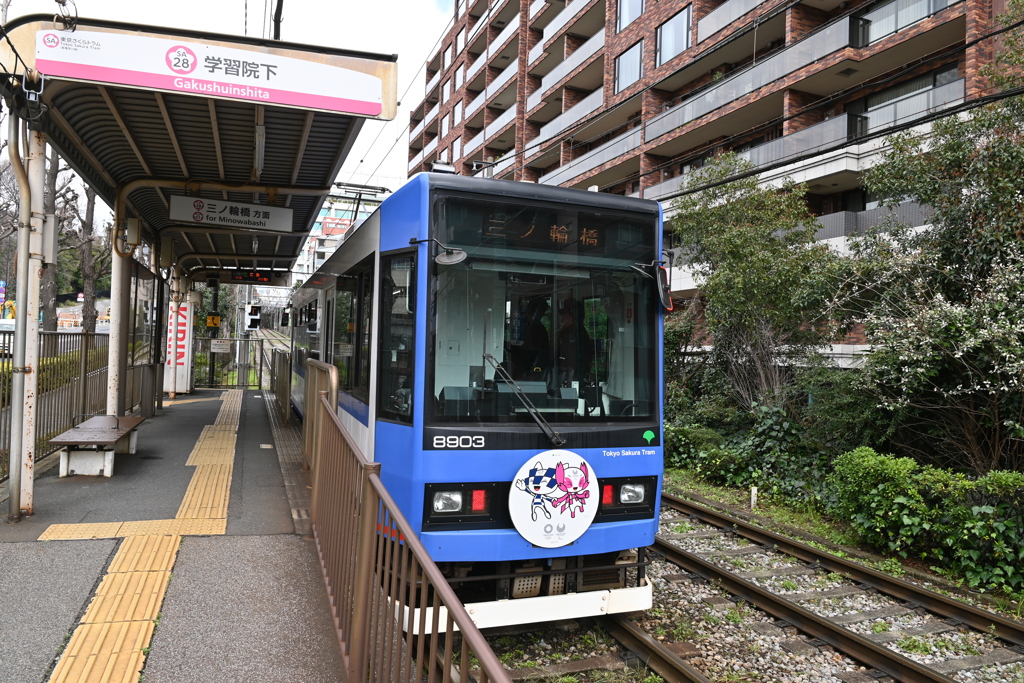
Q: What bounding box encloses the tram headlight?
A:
[432,491,463,513]
[619,483,646,505]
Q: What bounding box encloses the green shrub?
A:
[827,447,931,554]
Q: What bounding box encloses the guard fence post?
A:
[348,459,382,683]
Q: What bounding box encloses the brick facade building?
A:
[408,0,996,304]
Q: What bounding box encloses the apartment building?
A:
[408,0,996,264]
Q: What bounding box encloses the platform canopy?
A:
[0,14,398,276]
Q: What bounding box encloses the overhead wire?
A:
[345,5,461,185]
[492,0,1021,186]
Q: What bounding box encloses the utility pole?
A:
[273,0,284,40]
[208,280,219,385]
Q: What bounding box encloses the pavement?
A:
[0,389,344,683]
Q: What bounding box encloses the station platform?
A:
[0,389,345,683]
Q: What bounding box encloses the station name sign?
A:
[169,196,292,233]
[35,29,391,118]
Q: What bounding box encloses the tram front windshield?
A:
[430,193,658,424]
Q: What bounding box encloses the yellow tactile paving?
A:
[163,396,224,406]
[214,389,243,425]
[185,427,237,466]
[81,570,171,623]
[49,618,154,683]
[106,535,181,573]
[118,518,226,536]
[38,523,124,541]
[176,464,233,519]
[46,387,244,682]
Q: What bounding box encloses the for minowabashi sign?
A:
[169,196,293,233]
[35,29,387,117]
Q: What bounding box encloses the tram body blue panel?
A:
[375,421,420,520]
[421,518,658,563]
[379,174,431,252]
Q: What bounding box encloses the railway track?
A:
[652,492,1024,683]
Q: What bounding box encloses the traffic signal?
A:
[245,305,261,330]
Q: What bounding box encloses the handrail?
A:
[311,393,511,682]
[302,358,337,470]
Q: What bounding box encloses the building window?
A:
[452,137,461,161]
[657,8,691,67]
[442,45,449,71]
[455,65,464,90]
[442,79,451,103]
[441,114,450,138]
[454,100,464,124]
[457,28,466,54]
[615,41,643,92]
[617,0,644,31]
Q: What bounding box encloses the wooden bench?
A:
[50,416,146,477]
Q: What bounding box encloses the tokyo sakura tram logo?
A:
[42,33,60,49]
[510,450,598,548]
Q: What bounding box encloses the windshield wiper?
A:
[483,354,565,448]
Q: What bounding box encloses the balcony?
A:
[737,115,851,168]
[862,78,964,133]
[524,88,604,159]
[698,0,766,43]
[487,104,518,136]
[489,61,518,97]
[409,117,425,141]
[541,0,592,44]
[539,128,641,185]
[530,0,547,18]
[424,103,439,126]
[645,172,690,201]
[859,0,960,45]
[425,69,440,97]
[813,202,932,239]
[529,41,544,65]
[467,90,487,118]
[467,52,487,81]
[537,29,604,97]
[492,18,519,52]
[646,17,850,141]
[424,136,439,156]
[495,153,516,176]
[466,129,486,155]
[408,148,425,173]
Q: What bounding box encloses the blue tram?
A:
[291,173,666,627]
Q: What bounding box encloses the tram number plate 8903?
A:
[433,435,486,449]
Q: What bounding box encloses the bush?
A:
[827,448,1024,589]
[827,447,932,554]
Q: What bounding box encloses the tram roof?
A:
[0,14,397,276]
[421,173,662,215]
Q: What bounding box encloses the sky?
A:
[6,0,455,193]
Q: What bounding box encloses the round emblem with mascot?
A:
[509,450,598,548]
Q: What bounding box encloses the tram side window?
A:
[333,257,375,402]
[378,254,416,423]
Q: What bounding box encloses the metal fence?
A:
[309,392,510,683]
[193,337,265,388]
[303,359,338,471]
[0,332,111,480]
[268,349,291,424]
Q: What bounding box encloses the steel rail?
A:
[662,493,1024,647]
[601,615,714,683]
[652,538,958,683]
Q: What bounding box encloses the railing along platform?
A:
[309,391,510,682]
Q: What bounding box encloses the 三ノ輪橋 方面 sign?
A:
[169,196,293,233]
[34,28,394,118]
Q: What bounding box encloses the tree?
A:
[851,3,1024,473]
[669,153,843,413]
[69,187,111,333]
[40,145,77,331]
